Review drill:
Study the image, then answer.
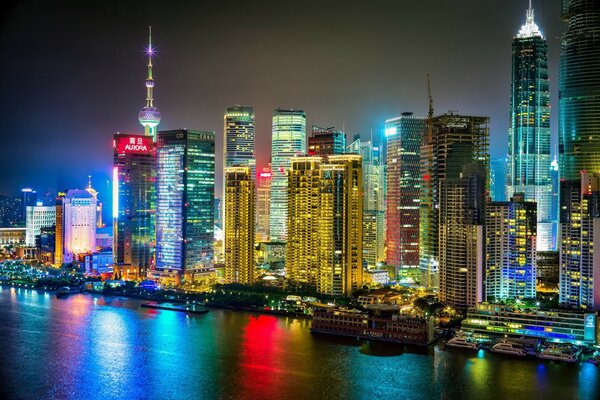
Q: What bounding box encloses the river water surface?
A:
[0,287,599,399]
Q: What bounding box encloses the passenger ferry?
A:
[446,336,480,350]
[536,344,579,363]
[490,339,528,357]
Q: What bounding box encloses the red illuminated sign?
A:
[116,135,153,154]
[259,172,272,178]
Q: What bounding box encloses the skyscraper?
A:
[559,0,600,181]
[307,126,346,156]
[287,156,322,286]
[54,192,64,267]
[438,162,486,310]
[112,134,155,279]
[138,27,161,141]
[270,109,306,240]
[224,167,255,284]
[63,189,97,257]
[420,113,490,288]
[385,113,426,276]
[507,3,552,251]
[256,167,272,242]
[318,155,363,296]
[224,105,256,176]
[348,137,385,269]
[20,188,37,226]
[559,172,600,310]
[486,193,537,301]
[156,129,215,283]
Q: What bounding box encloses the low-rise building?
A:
[462,302,598,345]
[311,305,434,345]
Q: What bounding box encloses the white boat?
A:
[491,339,528,357]
[536,345,578,363]
[447,336,480,350]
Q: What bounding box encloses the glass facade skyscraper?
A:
[224,105,256,176]
[156,129,215,283]
[113,134,156,280]
[507,5,553,251]
[270,109,306,240]
[559,0,600,182]
[385,113,426,274]
[348,137,385,269]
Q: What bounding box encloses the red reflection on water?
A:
[238,315,287,398]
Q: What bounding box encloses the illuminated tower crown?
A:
[138,26,161,141]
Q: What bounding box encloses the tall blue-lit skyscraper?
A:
[385,113,426,274]
[507,3,552,251]
[270,109,306,240]
[559,0,600,181]
[155,129,215,284]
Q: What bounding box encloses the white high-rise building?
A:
[270,109,306,240]
[25,204,56,246]
[64,189,97,256]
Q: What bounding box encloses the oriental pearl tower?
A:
[138,26,161,142]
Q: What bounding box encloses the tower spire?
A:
[138,26,161,141]
[146,26,154,107]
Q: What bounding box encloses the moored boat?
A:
[446,336,480,350]
[490,339,528,357]
[536,344,579,363]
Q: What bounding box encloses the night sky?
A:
[0,0,563,201]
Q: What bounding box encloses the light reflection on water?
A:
[0,289,597,400]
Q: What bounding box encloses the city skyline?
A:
[0,0,564,197]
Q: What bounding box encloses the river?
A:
[0,287,598,399]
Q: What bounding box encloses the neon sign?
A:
[116,135,153,154]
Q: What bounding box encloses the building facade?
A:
[224,105,256,176]
[318,155,363,296]
[438,163,486,310]
[256,168,271,242]
[559,0,600,181]
[486,194,537,301]
[224,167,255,284]
[559,172,600,310]
[348,137,385,269]
[113,134,156,279]
[287,157,322,286]
[462,303,597,345]
[63,189,97,257]
[270,109,306,240]
[156,129,215,283]
[385,113,426,275]
[507,5,553,251]
[420,113,489,289]
[307,126,346,156]
[25,205,55,247]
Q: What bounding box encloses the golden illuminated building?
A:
[287,155,363,296]
[224,167,255,284]
[287,157,322,286]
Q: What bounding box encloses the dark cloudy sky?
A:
[0,0,563,200]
